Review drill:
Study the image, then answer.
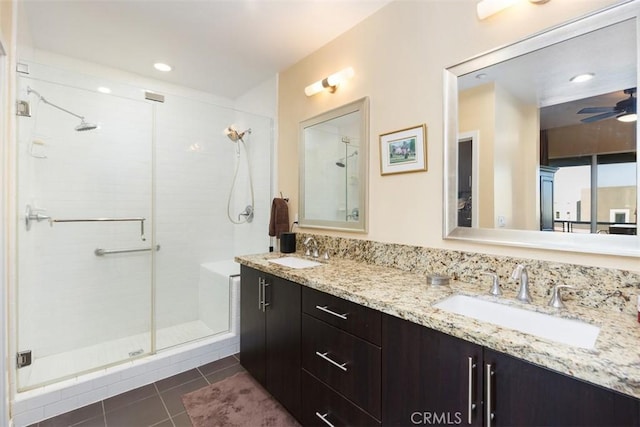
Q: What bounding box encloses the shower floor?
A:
[18,320,218,390]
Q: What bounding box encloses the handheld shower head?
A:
[224,126,251,142]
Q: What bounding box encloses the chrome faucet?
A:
[482,272,502,296]
[548,285,574,309]
[511,264,532,303]
[303,236,319,258]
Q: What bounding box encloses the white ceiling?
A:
[20,0,392,99]
[457,18,637,129]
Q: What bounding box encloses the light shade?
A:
[617,113,637,123]
[305,67,355,97]
[153,62,172,72]
[477,0,550,20]
[477,0,518,20]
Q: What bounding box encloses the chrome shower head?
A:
[28,86,97,132]
[224,126,251,142]
[75,120,98,132]
[335,150,358,167]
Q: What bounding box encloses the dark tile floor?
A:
[30,354,246,427]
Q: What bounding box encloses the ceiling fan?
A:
[577,88,637,123]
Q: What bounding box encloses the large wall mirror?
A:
[299,97,369,232]
[444,2,639,256]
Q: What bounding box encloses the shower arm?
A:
[27,87,86,121]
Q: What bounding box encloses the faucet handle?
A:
[511,263,526,280]
[482,272,502,296]
[548,285,574,309]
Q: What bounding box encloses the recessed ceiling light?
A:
[476,73,488,79]
[570,73,594,83]
[97,87,111,94]
[154,63,172,72]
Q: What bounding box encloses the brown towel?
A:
[269,198,289,238]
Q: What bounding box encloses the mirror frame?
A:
[443,2,640,257]
[299,97,369,232]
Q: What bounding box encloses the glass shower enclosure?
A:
[15,61,272,390]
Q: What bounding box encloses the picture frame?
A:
[379,124,427,175]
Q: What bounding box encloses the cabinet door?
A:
[382,314,483,426]
[239,266,266,386]
[265,275,301,420]
[484,349,640,427]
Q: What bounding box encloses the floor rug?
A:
[181,371,301,427]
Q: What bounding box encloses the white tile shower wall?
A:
[231,112,273,256]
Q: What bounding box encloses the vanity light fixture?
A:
[477,0,550,20]
[304,67,355,97]
[570,73,594,83]
[153,62,172,72]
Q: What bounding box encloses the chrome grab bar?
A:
[94,244,160,256]
[52,217,147,241]
[25,205,147,241]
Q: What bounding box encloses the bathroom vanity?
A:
[237,253,640,426]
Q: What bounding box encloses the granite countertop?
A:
[236,252,640,400]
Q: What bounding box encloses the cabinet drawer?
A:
[301,370,381,426]
[302,287,381,345]
[302,314,381,419]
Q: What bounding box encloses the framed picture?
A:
[379,124,427,175]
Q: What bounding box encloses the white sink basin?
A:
[433,294,600,349]
[268,256,323,269]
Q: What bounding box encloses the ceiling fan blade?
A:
[580,111,619,123]
[577,106,617,114]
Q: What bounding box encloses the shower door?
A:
[15,75,154,390]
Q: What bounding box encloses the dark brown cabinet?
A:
[484,349,640,426]
[239,265,301,421]
[239,266,640,427]
[383,313,640,427]
[383,314,482,426]
[301,287,382,426]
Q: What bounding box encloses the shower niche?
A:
[299,97,369,232]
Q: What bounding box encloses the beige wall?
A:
[460,83,495,228]
[278,0,635,271]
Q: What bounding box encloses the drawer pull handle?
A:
[315,351,348,372]
[468,356,476,425]
[315,412,336,427]
[486,363,495,426]
[315,305,348,320]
